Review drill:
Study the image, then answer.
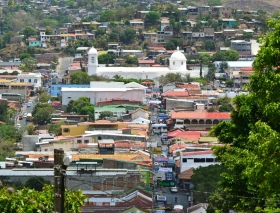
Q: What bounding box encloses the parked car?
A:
[15,124,21,129]
[170,187,178,193]
[19,115,23,120]
[23,112,28,118]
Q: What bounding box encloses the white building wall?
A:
[180,154,219,173]
[131,110,149,120]
[62,90,145,106]
[17,73,42,88]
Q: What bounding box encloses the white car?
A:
[23,113,28,118]
[173,205,184,211]
[16,124,21,129]
[170,187,178,193]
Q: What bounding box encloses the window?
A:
[20,79,24,82]
[28,79,31,83]
[91,57,95,63]
[181,62,184,65]
[84,140,89,143]
[194,158,206,163]
[173,62,175,65]
[182,158,187,162]
[77,140,82,143]
[113,112,117,115]
[63,128,70,133]
[58,87,61,90]
[206,158,214,162]
[34,79,37,83]
[52,87,54,90]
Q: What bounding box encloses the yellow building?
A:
[0,79,29,102]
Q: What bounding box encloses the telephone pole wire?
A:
[54,149,66,213]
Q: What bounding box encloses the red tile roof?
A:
[176,84,200,89]
[240,67,253,71]
[167,128,184,137]
[28,37,37,41]
[162,91,189,97]
[138,60,155,64]
[169,142,187,152]
[182,150,213,156]
[171,111,230,119]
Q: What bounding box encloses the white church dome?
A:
[88,47,97,54]
[170,47,186,61]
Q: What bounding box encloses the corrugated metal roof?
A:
[171,111,230,119]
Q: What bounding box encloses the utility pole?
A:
[54,149,66,213]
[150,145,155,213]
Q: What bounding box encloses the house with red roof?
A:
[171,111,230,130]
[138,59,156,67]
[28,37,41,47]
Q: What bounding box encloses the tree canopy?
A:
[212,50,239,61]
[0,185,85,212]
[98,111,114,120]
[66,97,95,121]
[208,20,280,212]
[145,11,161,24]
[70,71,90,84]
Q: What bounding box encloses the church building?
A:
[87,47,204,83]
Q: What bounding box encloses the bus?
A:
[156,195,167,205]
[26,113,33,122]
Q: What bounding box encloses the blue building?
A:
[222,19,237,27]
[50,84,90,97]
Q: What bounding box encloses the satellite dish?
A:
[63,155,72,166]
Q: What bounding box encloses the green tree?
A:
[157,73,183,85]
[72,97,90,114]
[18,53,31,60]
[0,124,21,141]
[66,100,75,113]
[0,185,85,212]
[204,40,216,51]
[212,50,239,61]
[19,57,37,72]
[26,123,35,135]
[199,53,213,64]
[125,56,138,65]
[24,177,50,191]
[208,0,222,6]
[218,61,228,73]
[39,92,51,103]
[0,99,9,122]
[191,165,225,203]
[70,71,90,84]
[145,11,161,24]
[98,53,114,64]
[33,103,53,125]
[0,140,15,161]
[98,111,113,120]
[120,28,136,44]
[165,41,176,50]
[21,26,38,38]
[48,122,63,136]
[80,105,95,121]
[208,20,280,212]
[99,10,116,22]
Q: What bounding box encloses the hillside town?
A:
[0,0,280,212]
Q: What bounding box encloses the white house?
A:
[17,72,42,88]
[61,81,146,107]
[180,150,219,173]
[130,108,151,120]
[87,47,205,83]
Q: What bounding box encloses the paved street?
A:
[56,57,74,77]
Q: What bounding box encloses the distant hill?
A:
[191,0,280,13]
[224,0,280,13]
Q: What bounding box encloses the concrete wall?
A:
[22,135,39,151]
[62,90,145,106]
